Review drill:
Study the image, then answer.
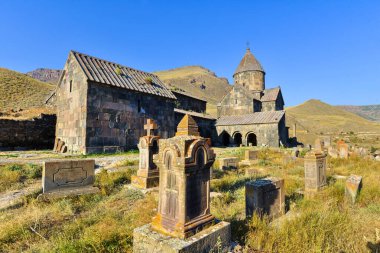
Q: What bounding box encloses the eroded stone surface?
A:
[43,159,98,195]
[345,175,362,204]
[219,157,239,170]
[245,177,285,219]
[304,151,327,192]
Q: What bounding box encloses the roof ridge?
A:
[70,50,159,78]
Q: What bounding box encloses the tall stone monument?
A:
[304,150,327,193]
[337,140,349,159]
[131,118,160,189]
[133,115,231,253]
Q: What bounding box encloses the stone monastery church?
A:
[54,48,288,154]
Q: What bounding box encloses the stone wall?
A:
[0,114,56,150]
[55,52,88,154]
[86,82,176,153]
[218,86,254,117]
[234,71,265,91]
[172,91,207,113]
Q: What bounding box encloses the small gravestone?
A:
[314,138,324,152]
[131,118,160,189]
[304,151,327,193]
[133,115,231,252]
[42,159,99,198]
[345,175,362,204]
[219,157,239,170]
[240,150,259,167]
[337,140,349,159]
[245,177,285,219]
[292,148,300,158]
[328,147,339,158]
[321,135,331,148]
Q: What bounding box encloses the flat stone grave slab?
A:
[218,157,239,170]
[42,159,99,198]
[133,221,231,253]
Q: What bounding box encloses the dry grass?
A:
[0,68,55,116]
[1,147,380,252]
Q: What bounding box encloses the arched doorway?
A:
[247,133,257,146]
[220,131,230,146]
[233,132,242,146]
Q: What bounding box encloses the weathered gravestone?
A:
[240,150,259,167]
[337,140,349,159]
[133,115,231,253]
[345,175,362,204]
[304,151,327,193]
[321,135,331,148]
[219,157,239,170]
[314,138,325,152]
[328,147,339,158]
[245,177,285,219]
[42,159,99,198]
[131,118,160,189]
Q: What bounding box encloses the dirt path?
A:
[0,182,41,210]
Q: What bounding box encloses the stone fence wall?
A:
[0,114,56,150]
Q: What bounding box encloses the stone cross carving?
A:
[131,118,160,189]
[144,118,158,136]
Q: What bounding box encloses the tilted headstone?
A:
[245,177,285,219]
[133,115,231,252]
[42,159,99,197]
[219,157,239,170]
[304,151,327,192]
[345,175,362,204]
[131,118,160,189]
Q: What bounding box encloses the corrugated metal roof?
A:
[71,51,176,99]
[234,48,265,75]
[261,87,281,102]
[174,108,216,120]
[216,111,285,126]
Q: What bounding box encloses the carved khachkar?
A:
[151,114,216,239]
[132,119,160,189]
[304,150,327,192]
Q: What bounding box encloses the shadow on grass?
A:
[285,191,303,212]
[367,241,380,253]
[212,175,270,193]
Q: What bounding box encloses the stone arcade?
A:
[133,115,231,252]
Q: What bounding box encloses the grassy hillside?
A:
[286,99,380,144]
[337,104,380,122]
[154,66,231,105]
[0,68,55,118]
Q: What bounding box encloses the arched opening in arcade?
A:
[247,132,257,146]
[233,132,242,146]
[220,131,231,146]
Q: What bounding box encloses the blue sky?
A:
[0,0,379,106]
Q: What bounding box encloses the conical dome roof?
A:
[234,48,265,76]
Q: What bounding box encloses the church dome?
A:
[234,48,265,76]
